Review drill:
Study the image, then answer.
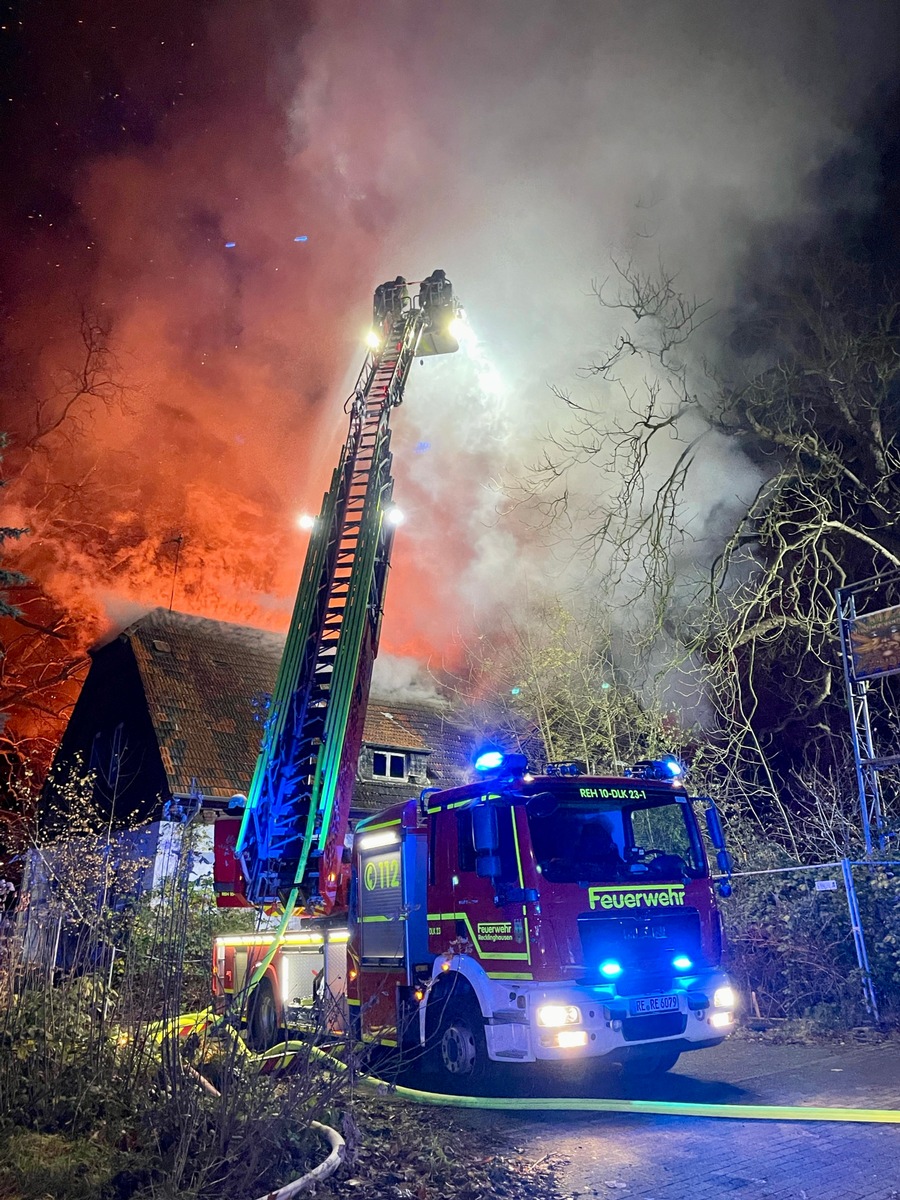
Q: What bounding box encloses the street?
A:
[452,1039,900,1200]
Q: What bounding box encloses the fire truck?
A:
[213,274,737,1084]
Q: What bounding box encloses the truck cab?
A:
[347,757,736,1083]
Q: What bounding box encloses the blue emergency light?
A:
[628,754,685,782]
[474,750,505,772]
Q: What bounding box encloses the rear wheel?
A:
[247,978,279,1051]
[623,1046,681,1075]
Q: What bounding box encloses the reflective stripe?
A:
[426,799,472,814]
[509,807,533,965]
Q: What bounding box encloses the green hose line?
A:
[245,1039,900,1125]
[172,1010,900,1126]
[244,887,300,995]
[369,1086,900,1124]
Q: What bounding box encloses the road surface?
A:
[453,1038,900,1200]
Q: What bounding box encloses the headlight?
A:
[536,1004,581,1028]
[713,985,737,1010]
[710,1011,734,1029]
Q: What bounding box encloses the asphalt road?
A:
[452,1038,900,1199]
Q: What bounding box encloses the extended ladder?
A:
[236,296,452,910]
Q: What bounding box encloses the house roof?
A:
[117,608,478,804]
[124,608,282,799]
[363,708,429,752]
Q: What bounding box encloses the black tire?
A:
[247,977,279,1051]
[623,1046,681,1075]
[433,997,488,1086]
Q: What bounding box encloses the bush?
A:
[0,808,339,1200]
[721,854,900,1026]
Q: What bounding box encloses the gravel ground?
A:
[314,1101,566,1200]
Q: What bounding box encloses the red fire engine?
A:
[213,274,736,1085]
[344,754,735,1080]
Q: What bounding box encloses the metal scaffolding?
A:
[835,570,900,855]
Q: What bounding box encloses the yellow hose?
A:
[166,943,900,1128]
[245,886,300,993]
[246,1038,900,1124]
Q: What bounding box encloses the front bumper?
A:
[484,973,736,1064]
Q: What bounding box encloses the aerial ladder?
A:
[228,275,460,914]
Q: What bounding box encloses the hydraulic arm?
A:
[234,281,459,912]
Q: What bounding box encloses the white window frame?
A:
[371,750,407,780]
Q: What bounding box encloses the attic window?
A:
[372,751,407,780]
[152,639,172,653]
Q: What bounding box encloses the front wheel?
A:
[433,998,488,1087]
[622,1046,681,1075]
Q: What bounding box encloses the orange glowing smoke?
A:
[0,2,484,770]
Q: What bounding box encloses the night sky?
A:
[2,0,899,687]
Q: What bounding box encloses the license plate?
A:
[630,994,679,1015]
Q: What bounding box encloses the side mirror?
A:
[705,804,734,894]
[705,803,726,851]
[472,804,501,879]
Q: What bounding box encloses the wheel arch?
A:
[422,957,495,1043]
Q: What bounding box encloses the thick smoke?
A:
[2,0,897,682]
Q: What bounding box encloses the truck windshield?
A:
[527,793,704,883]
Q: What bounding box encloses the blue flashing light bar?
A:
[475,750,504,772]
[628,754,686,782]
[672,954,693,971]
[600,959,623,979]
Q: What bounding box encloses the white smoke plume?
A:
[289,0,898,653]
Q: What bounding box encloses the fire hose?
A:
[167,1011,900,1125]
[251,1037,900,1124]
[155,1011,900,1200]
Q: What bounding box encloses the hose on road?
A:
[248,1036,900,1125]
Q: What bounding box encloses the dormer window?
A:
[372,751,407,780]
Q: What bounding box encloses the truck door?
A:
[451,802,533,978]
[356,836,407,1046]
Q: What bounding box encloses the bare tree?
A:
[1,312,127,785]
[25,311,125,451]
[520,252,900,855]
[456,598,687,775]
